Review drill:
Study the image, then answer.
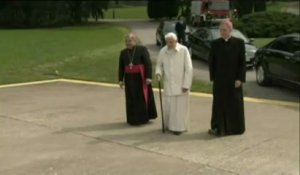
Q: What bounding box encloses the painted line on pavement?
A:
[0,79,298,108]
[0,79,61,89]
[59,79,120,88]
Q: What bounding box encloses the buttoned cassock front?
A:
[155,43,193,132]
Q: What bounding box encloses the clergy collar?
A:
[127,46,136,51]
[222,36,232,42]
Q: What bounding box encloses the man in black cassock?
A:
[118,33,157,125]
[208,20,246,136]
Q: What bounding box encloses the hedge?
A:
[234,11,300,38]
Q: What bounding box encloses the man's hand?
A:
[119,81,124,89]
[146,79,152,85]
[235,80,242,88]
[156,74,162,81]
[182,88,189,93]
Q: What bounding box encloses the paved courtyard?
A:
[0,79,299,175]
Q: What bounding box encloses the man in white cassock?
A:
[155,32,193,135]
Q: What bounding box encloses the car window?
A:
[270,38,289,52]
[159,22,163,30]
[163,23,176,34]
[195,29,210,40]
[286,37,300,53]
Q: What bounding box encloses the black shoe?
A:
[172,131,183,136]
[208,128,217,136]
[208,129,224,137]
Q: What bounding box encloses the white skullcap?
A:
[165,32,177,41]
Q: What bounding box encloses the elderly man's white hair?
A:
[165,32,177,41]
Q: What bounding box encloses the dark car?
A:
[254,33,300,89]
[156,21,190,47]
[188,27,257,67]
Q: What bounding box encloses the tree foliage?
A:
[147,0,180,19]
[0,1,109,28]
[234,11,300,38]
[231,0,267,17]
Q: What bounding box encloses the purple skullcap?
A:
[221,19,233,30]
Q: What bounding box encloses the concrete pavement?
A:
[0,79,299,175]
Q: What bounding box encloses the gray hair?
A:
[164,32,177,41]
[125,33,138,41]
[125,32,141,45]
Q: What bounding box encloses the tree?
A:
[147,0,157,19]
[147,0,167,19]
[147,0,179,19]
[86,1,108,21]
[165,0,180,19]
[179,0,191,23]
[236,0,254,17]
[254,0,266,12]
[0,1,110,28]
[0,1,72,27]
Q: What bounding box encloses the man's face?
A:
[125,37,136,49]
[166,37,177,48]
[219,24,232,39]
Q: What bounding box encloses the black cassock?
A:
[119,45,157,125]
[209,37,246,135]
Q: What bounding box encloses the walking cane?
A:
[158,80,165,133]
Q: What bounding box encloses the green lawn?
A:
[104,6,148,19]
[267,1,288,12]
[0,24,213,93]
[0,24,129,85]
[253,38,274,48]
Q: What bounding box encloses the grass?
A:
[267,1,288,12]
[191,80,212,93]
[0,24,129,85]
[151,78,212,94]
[0,23,213,93]
[104,6,148,19]
[253,38,274,48]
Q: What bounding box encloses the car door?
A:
[283,36,300,84]
[196,28,211,60]
[264,38,290,80]
[189,30,203,58]
[202,29,213,60]
[156,22,163,44]
[189,32,197,51]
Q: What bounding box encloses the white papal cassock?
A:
[155,43,193,132]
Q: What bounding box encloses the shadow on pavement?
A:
[54,122,130,134]
[54,120,217,146]
[87,128,216,146]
